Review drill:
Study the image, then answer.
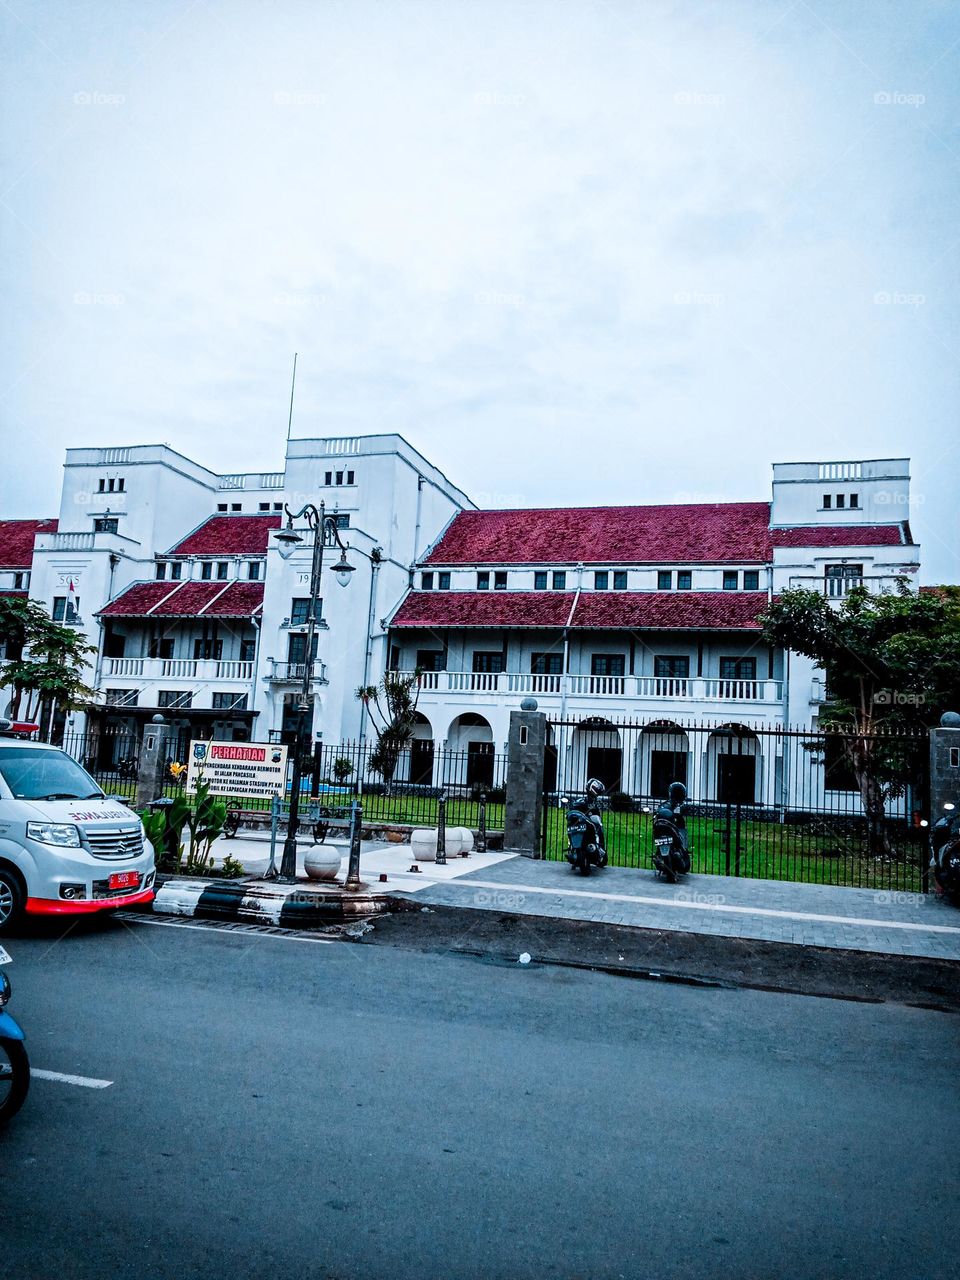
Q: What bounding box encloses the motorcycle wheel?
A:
[0,1037,29,1124]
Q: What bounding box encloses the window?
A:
[52,596,80,623]
[658,570,672,590]
[477,571,490,590]
[107,478,116,493]
[94,517,119,534]
[213,692,248,712]
[148,638,174,659]
[193,638,223,660]
[720,657,756,680]
[494,571,508,590]
[594,571,609,590]
[98,479,105,492]
[287,632,318,663]
[591,654,625,677]
[416,649,446,671]
[534,571,548,590]
[552,571,566,590]
[438,572,451,590]
[158,690,192,709]
[723,571,738,591]
[13,573,25,590]
[825,564,863,597]
[677,571,692,590]
[421,572,434,590]
[117,477,125,492]
[473,651,505,673]
[170,562,182,580]
[743,570,760,591]
[836,494,845,509]
[155,562,166,580]
[217,503,228,512]
[823,494,831,509]
[324,471,332,486]
[531,652,563,675]
[248,561,261,580]
[613,571,627,590]
[850,493,859,509]
[239,638,256,662]
[201,562,213,580]
[347,470,355,484]
[291,598,323,624]
[231,503,241,513]
[335,514,350,529]
[216,562,229,580]
[654,656,690,678]
[336,471,344,485]
[105,688,137,707]
[273,503,283,511]
[824,736,858,792]
[259,502,270,512]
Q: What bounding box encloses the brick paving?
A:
[395,855,960,961]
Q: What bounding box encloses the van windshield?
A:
[0,747,104,801]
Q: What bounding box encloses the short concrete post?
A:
[504,704,547,857]
[929,712,960,892]
[436,792,447,865]
[135,715,171,809]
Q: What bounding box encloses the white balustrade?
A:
[397,670,783,705]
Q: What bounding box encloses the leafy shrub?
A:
[218,854,246,879]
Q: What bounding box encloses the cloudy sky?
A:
[2,0,957,579]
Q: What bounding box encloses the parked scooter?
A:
[0,946,29,1124]
[565,778,609,875]
[928,801,960,905]
[652,781,691,883]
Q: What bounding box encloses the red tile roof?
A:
[167,514,281,557]
[0,518,58,567]
[391,591,577,629]
[99,580,264,619]
[771,524,904,548]
[424,506,907,565]
[424,504,773,565]
[391,590,768,631]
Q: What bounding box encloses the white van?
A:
[0,732,156,931]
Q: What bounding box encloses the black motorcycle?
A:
[0,947,29,1125]
[652,781,691,883]
[565,779,608,875]
[929,802,960,905]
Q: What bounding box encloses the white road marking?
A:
[33,1069,113,1089]
[121,914,338,943]
[451,879,960,937]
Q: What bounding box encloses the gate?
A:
[541,718,929,892]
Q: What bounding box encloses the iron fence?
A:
[542,718,929,892]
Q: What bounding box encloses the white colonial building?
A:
[1,444,921,804]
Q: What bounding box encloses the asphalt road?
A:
[2,915,958,1280]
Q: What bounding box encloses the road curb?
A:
[149,876,393,928]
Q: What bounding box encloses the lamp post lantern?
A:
[272,501,355,882]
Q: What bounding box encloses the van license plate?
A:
[109,871,139,890]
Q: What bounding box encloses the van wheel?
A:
[0,869,24,933]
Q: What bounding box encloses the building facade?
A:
[2,447,921,805]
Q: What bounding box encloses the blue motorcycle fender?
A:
[0,1011,25,1041]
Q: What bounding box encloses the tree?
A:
[355,671,423,792]
[760,584,960,852]
[331,756,354,785]
[0,596,97,730]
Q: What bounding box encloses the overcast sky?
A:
[2,0,957,580]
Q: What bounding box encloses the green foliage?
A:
[355,671,424,791]
[138,778,227,875]
[218,854,246,879]
[331,756,354,784]
[0,595,96,724]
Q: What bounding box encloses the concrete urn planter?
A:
[450,827,475,854]
[410,828,439,862]
[303,846,342,881]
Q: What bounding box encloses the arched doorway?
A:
[706,724,761,804]
[570,719,623,794]
[638,721,690,800]
[446,713,495,788]
[407,712,435,785]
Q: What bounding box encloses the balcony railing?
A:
[267,659,328,684]
[102,658,254,682]
[400,671,784,704]
[787,573,916,597]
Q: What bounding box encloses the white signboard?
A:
[186,740,288,799]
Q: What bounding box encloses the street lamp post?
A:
[273,501,355,882]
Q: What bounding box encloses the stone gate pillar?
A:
[504,701,547,858]
[135,714,172,808]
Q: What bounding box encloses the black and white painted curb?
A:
[150,877,392,928]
